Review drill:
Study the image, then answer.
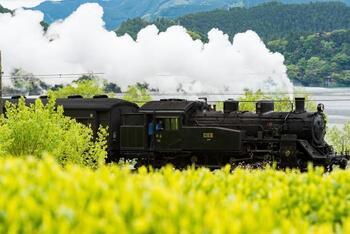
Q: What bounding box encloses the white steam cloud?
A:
[0,3,293,94]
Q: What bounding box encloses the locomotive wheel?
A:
[340,159,348,169]
[333,158,348,170]
[297,159,308,172]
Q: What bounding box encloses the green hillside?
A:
[179,2,350,41]
[116,2,350,41]
[117,18,177,40]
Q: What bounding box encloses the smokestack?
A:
[224,99,239,113]
[256,100,274,114]
[295,97,305,113]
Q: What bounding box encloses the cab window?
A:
[157,117,179,130]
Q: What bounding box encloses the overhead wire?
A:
[115,99,350,103]
[2,72,104,78]
[2,72,350,101]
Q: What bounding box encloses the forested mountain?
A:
[180,2,350,41]
[32,0,350,30]
[117,18,178,40]
[32,0,243,30]
[117,2,350,41]
[269,29,350,86]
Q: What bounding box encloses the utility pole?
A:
[0,50,3,114]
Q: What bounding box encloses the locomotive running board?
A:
[297,140,325,159]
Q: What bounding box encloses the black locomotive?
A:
[8,95,349,170]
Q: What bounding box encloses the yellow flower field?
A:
[1,157,350,233]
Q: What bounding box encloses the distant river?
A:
[303,87,350,128]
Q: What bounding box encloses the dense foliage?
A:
[48,77,152,105]
[48,75,121,98]
[0,98,107,168]
[268,29,350,86]
[116,17,204,41]
[327,122,350,153]
[1,156,350,233]
[180,2,350,41]
[116,2,350,41]
[116,18,177,39]
[48,79,106,98]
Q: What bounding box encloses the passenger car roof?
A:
[139,99,204,113]
[4,98,138,111]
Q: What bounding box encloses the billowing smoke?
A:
[0,3,293,94]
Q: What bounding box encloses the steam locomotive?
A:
[8,95,349,170]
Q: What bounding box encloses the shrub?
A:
[327,122,350,153]
[1,157,350,233]
[0,98,107,168]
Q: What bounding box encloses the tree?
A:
[48,74,121,98]
[122,85,152,106]
[287,64,300,82]
[326,122,350,153]
[103,82,122,93]
[332,53,350,69]
[0,97,107,168]
[304,57,327,84]
[187,30,204,41]
[48,79,106,98]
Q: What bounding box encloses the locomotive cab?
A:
[153,115,182,151]
[120,112,183,152]
[121,99,189,154]
[120,99,243,166]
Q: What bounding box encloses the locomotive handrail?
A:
[283,100,295,130]
[194,122,265,131]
